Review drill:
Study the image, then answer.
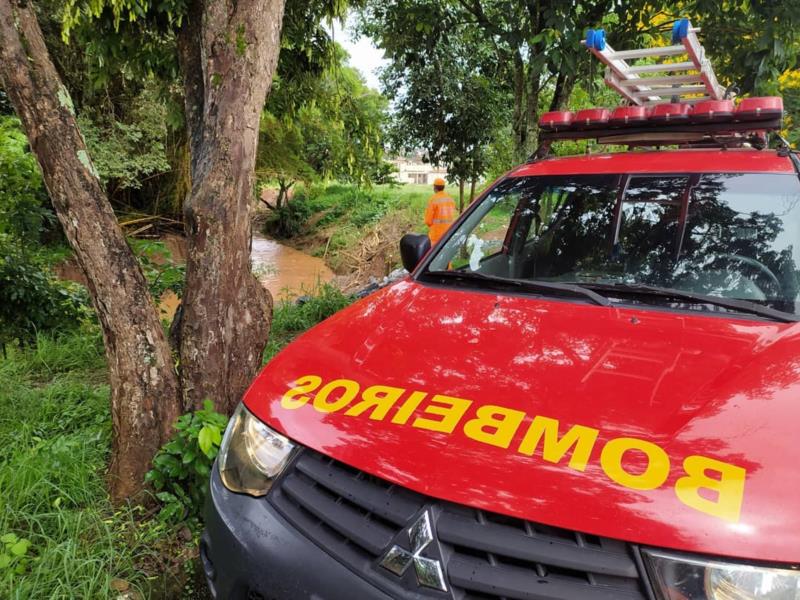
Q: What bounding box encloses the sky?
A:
[330,18,387,91]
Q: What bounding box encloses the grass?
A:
[263,283,354,362]
[0,285,352,598]
[0,329,165,599]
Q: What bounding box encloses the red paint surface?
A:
[510,149,795,177]
[244,150,800,564]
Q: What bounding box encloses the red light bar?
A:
[649,103,691,123]
[539,111,573,131]
[610,106,649,126]
[573,108,611,128]
[736,97,783,121]
[536,97,783,150]
[692,99,734,123]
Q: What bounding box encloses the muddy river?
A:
[59,233,334,320]
[250,234,334,300]
[162,232,333,300]
[157,233,333,318]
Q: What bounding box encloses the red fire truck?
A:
[202,20,800,600]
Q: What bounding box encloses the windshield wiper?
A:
[582,282,800,323]
[423,270,611,307]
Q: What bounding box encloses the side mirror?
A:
[400,234,431,273]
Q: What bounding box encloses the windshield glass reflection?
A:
[426,173,800,316]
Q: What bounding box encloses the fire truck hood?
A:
[243,279,800,563]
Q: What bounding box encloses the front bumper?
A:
[202,466,394,600]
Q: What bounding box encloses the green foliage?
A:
[0,235,90,346]
[78,84,172,191]
[60,0,184,90]
[264,283,354,361]
[0,328,157,599]
[0,117,54,245]
[681,1,800,95]
[145,400,228,525]
[484,126,516,180]
[266,200,314,239]
[0,117,89,345]
[128,238,185,299]
[381,34,509,187]
[258,46,390,194]
[257,112,317,193]
[779,70,800,149]
[0,533,34,580]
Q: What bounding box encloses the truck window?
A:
[426,173,800,317]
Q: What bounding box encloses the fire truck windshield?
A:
[425,173,800,318]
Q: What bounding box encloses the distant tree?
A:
[257,112,317,210]
[380,24,509,209]
[258,49,389,202]
[359,0,644,162]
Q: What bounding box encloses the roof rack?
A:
[582,18,725,106]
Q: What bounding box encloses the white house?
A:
[388,154,448,185]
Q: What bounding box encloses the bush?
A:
[0,235,89,347]
[128,238,186,299]
[77,84,172,191]
[145,400,228,525]
[0,117,55,245]
[264,200,313,239]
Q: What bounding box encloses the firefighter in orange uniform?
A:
[424,178,456,245]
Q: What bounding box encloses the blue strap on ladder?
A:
[671,18,689,43]
[585,28,606,51]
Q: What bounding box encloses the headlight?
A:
[644,549,800,599]
[217,403,298,496]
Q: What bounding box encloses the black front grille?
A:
[269,449,650,600]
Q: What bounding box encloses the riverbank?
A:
[55,183,449,300]
[260,183,433,290]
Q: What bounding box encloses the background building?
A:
[389,154,448,185]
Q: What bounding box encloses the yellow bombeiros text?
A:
[280,375,746,523]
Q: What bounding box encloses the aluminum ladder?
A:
[582,18,727,106]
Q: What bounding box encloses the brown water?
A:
[165,232,333,300]
[58,232,334,321]
[250,233,334,300]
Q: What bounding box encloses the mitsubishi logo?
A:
[379,511,447,592]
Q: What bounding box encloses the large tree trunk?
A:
[176,0,283,414]
[534,69,577,158]
[511,50,527,163]
[0,0,181,501]
[523,62,543,160]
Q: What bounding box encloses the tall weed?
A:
[0,329,153,599]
